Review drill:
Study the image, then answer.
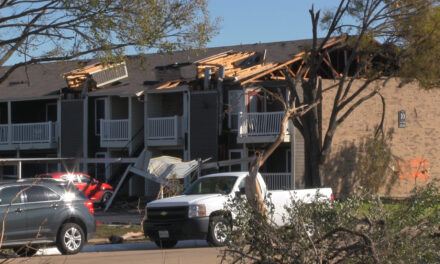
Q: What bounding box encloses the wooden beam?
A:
[304,67,310,79]
[288,68,296,77]
[322,57,339,78]
[296,61,305,75]
[240,56,302,85]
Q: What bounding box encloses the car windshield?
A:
[183,176,237,195]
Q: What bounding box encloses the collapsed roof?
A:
[0,38,352,101]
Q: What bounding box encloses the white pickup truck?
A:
[143,172,333,248]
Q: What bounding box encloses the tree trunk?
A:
[299,79,323,188]
[245,108,295,214]
[302,113,322,187]
[245,153,266,214]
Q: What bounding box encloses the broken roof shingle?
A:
[0,38,331,101]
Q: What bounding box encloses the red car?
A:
[37,172,113,205]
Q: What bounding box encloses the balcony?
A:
[261,173,292,190]
[100,119,129,148]
[147,115,183,147]
[0,121,58,150]
[237,111,290,143]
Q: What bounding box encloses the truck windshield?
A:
[183,176,237,195]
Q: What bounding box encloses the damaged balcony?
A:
[0,121,58,150]
[237,111,290,143]
[146,115,184,147]
[100,119,129,148]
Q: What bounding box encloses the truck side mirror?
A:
[239,187,245,195]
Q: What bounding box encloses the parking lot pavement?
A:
[94,208,144,225]
[34,240,210,256]
[21,242,221,264]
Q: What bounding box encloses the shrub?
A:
[222,185,440,264]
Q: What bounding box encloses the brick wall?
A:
[320,78,440,197]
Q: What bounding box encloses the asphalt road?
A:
[5,241,224,264]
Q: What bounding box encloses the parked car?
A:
[36,172,113,205]
[143,172,333,248]
[0,178,96,256]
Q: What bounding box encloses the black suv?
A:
[0,178,96,256]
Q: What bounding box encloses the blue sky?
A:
[207,0,341,47]
[3,0,342,65]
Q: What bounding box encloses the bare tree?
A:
[245,0,440,210]
[0,0,217,84]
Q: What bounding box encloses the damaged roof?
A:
[195,37,344,85]
[0,38,333,100]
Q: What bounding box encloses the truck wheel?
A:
[154,239,178,249]
[207,216,230,247]
[56,223,85,255]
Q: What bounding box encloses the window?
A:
[228,90,244,131]
[247,90,267,113]
[0,186,24,205]
[46,103,57,122]
[238,178,246,190]
[95,98,106,135]
[183,176,237,195]
[78,175,91,183]
[25,186,60,202]
[61,174,79,182]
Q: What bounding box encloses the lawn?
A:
[93,224,148,242]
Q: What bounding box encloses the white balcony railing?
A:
[239,111,287,137]
[100,119,129,142]
[7,122,57,144]
[262,173,292,190]
[148,115,182,140]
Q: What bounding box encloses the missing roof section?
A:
[63,61,128,90]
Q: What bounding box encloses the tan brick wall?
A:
[320,78,440,197]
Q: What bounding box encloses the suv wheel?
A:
[207,216,230,247]
[13,246,38,257]
[154,239,178,249]
[56,223,85,255]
